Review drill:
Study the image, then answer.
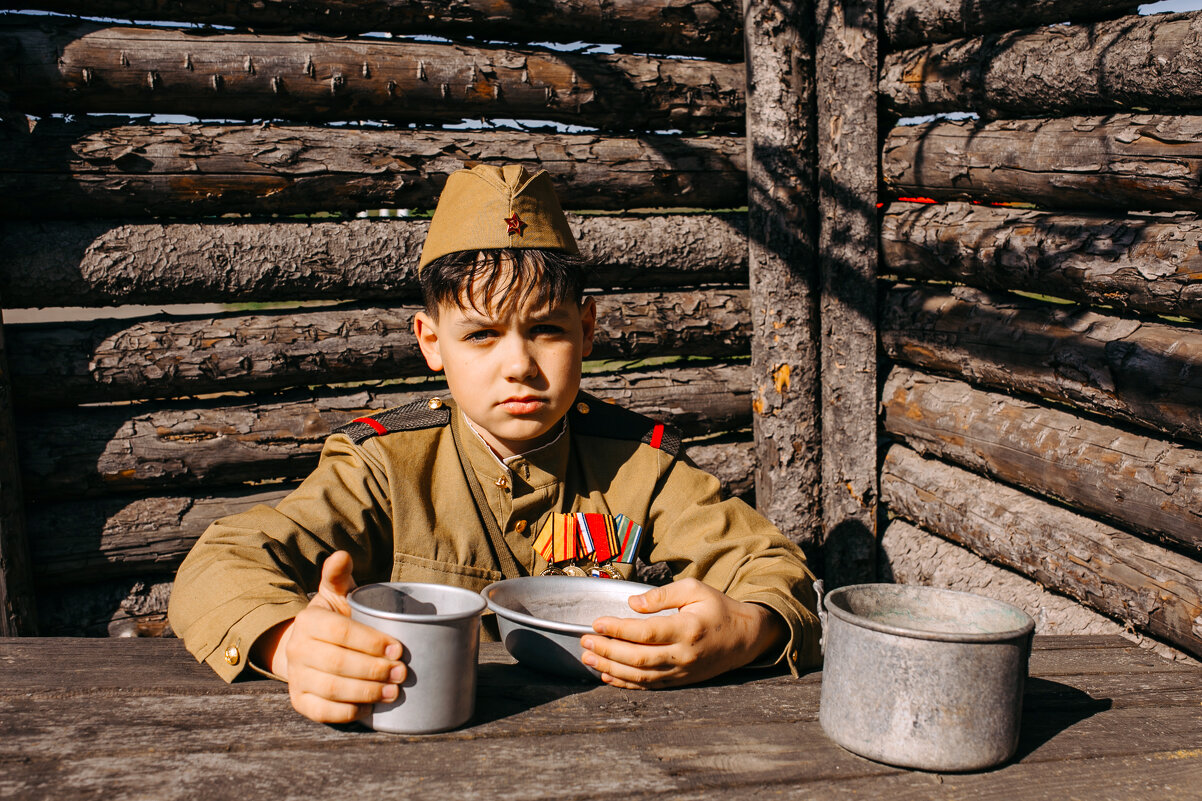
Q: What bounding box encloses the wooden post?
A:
[0,314,37,635]
[744,0,822,555]
[816,0,878,586]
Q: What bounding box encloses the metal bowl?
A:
[481,576,673,680]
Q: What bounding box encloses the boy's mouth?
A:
[498,396,548,415]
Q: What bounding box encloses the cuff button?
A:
[224,644,241,666]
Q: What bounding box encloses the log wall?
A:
[0,4,789,635]
[878,1,1202,662]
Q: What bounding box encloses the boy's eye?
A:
[532,324,565,336]
[464,330,497,342]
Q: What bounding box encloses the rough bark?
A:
[0,118,746,218]
[882,0,1139,51]
[0,320,36,635]
[882,367,1202,552]
[34,572,178,637]
[881,444,1202,660]
[685,436,755,503]
[882,115,1202,213]
[0,213,748,308]
[880,518,1195,664]
[816,0,877,586]
[881,202,1202,320]
[0,18,745,131]
[27,488,292,588]
[881,284,1202,445]
[6,290,751,407]
[882,10,1202,117]
[12,1,745,59]
[744,0,821,552]
[26,438,754,586]
[21,364,750,499]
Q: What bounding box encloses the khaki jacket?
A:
[168,392,821,682]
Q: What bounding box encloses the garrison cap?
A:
[418,164,579,270]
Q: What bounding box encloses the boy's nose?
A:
[501,336,539,380]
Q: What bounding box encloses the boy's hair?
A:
[419,247,591,317]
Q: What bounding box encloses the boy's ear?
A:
[580,296,597,358]
[413,311,445,372]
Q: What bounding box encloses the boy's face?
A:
[414,277,596,459]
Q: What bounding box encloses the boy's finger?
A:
[628,579,711,614]
[293,637,406,684]
[580,643,676,688]
[292,667,401,706]
[296,607,403,660]
[582,633,677,671]
[590,614,678,644]
[315,550,357,615]
[290,690,370,725]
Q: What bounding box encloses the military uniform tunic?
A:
[168,393,822,682]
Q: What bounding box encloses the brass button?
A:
[514,519,527,533]
[576,401,590,414]
[428,397,444,410]
[224,644,241,666]
[495,476,509,490]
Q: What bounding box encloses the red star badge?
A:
[504,213,527,236]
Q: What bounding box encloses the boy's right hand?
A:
[262,550,407,724]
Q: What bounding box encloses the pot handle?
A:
[814,579,826,655]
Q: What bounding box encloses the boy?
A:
[168,164,821,724]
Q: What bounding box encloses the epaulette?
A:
[568,391,682,457]
[333,397,452,445]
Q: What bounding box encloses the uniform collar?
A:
[455,408,569,492]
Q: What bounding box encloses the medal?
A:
[535,512,646,577]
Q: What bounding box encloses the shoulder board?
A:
[333,397,451,445]
[569,391,681,457]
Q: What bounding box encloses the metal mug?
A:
[347,582,486,734]
[818,583,1035,772]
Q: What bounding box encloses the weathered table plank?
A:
[1,637,1199,801]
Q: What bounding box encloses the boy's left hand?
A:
[579,578,787,689]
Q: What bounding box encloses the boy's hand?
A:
[579,578,787,690]
[258,551,407,724]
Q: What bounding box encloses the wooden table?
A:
[2,636,1200,800]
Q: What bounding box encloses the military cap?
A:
[418,164,579,270]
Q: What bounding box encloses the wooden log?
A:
[881,284,1202,445]
[0,118,746,218]
[881,202,1202,320]
[816,0,878,586]
[883,10,1202,117]
[744,0,821,551]
[881,518,1195,664]
[883,0,1139,50]
[34,573,177,637]
[6,290,751,407]
[882,366,1202,552]
[0,213,748,308]
[0,18,744,131]
[883,115,1202,213]
[685,435,755,503]
[0,320,36,635]
[9,1,745,59]
[27,489,292,588]
[881,443,1202,660]
[21,364,751,499]
[27,438,754,586]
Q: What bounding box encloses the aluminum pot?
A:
[818,583,1035,772]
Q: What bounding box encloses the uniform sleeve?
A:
[645,452,822,674]
[167,434,395,682]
